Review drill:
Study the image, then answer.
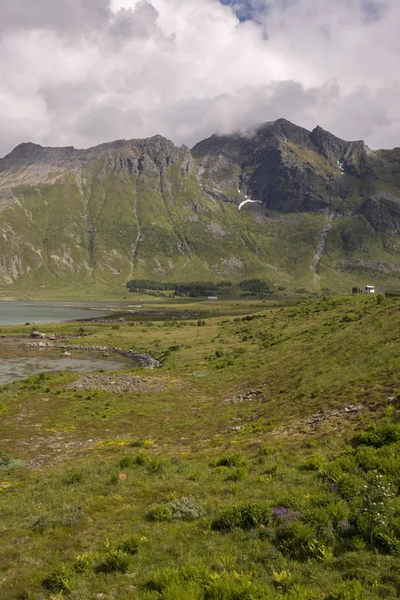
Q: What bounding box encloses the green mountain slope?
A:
[1,120,400,295]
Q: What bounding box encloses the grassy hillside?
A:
[1,294,400,598]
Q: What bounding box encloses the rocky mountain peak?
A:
[257,118,313,149]
[309,125,349,162]
[2,142,77,166]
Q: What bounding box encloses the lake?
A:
[0,301,114,325]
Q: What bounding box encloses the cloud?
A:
[1,0,400,156]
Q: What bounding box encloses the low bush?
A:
[147,496,204,522]
[63,471,83,485]
[42,565,74,593]
[147,504,173,522]
[356,421,400,448]
[328,579,364,600]
[73,552,96,573]
[277,521,332,561]
[211,501,271,531]
[214,454,246,468]
[0,450,26,470]
[97,549,131,573]
[119,456,135,469]
[118,536,140,555]
[226,467,248,481]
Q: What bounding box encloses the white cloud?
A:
[1,0,400,155]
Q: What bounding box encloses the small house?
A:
[352,287,361,294]
[364,285,375,294]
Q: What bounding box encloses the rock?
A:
[61,351,71,357]
[30,331,45,339]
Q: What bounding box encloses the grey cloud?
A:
[0,0,111,35]
[109,3,159,40]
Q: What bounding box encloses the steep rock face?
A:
[192,119,349,212]
[192,119,382,215]
[359,194,400,233]
[309,125,349,162]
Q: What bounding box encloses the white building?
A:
[364,285,375,294]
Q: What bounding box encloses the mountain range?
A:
[1,118,400,295]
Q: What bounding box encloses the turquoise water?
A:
[0,301,110,325]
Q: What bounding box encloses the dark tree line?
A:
[126,279,269,297]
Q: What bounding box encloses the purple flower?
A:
[337,519,351,533]
[272,506,302,524]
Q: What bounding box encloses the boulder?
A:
[30,331,45,339]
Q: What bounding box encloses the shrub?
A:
[63,471,83,485]
[277,521,332,561]
[168,496,205,520]
[42,565,74,593]
[359,472,394,545]
[273,570,294,591]
[0,450,26,470]
[133,453,149,466]
[147,504,173,522]
[214,454,246,468]
[133,454,168,473]
[328,579,364,600]
[374,530,399,554]
[148,565,211,593]
[258,445,273,456]
[130,440,145,448]
[97,549,131,573]
[31,515,51,532]
[211,501,271,531]
[146,458,168,473]
[227,467,248,482]
[148,566,263,600]
[301,452,326,472]
[73,552,96,573]
[356,421,400,448]
[147,497,204,522]
[118,536,140,555]
[0,450,10,468]
[60,506,84,527]
[119,456,135,469]
[272,506,302,525]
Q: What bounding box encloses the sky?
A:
[1,0,400,155]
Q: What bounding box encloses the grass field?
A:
[1,293,400,599]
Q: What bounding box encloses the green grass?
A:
[1,294,400,598]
